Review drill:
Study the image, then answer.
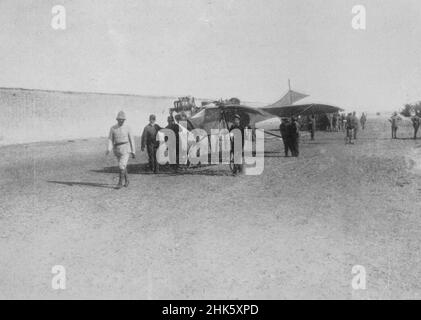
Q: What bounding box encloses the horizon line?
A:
[0,86,269,105]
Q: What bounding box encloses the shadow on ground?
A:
[91,163,233,177]
[47,181,117,189]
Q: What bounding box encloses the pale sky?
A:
[1,0,421,112]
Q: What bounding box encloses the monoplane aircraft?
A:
[162,92,343,173]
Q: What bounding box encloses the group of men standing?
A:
[389,111,421,140]
[279,117,300,157]
[106,110,250,188]
[345,111,361,144]
[107,111,163,189]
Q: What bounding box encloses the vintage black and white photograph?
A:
[0,0,420,302]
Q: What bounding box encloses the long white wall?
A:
[0,88,178,145]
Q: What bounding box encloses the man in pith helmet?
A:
[106,111,136,189]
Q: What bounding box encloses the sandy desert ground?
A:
[0,117,420,299]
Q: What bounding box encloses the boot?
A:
[116,170,123,189]
[124,169,129,187]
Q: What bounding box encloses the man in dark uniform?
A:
[165,116,180,167]
[352,111,359,140]
[288,117,300,157]
[229,114,245,175]
[309,115,316,141]
[279,117,291,157]
[141,114,162,173]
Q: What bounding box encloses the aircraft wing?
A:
[188,104,272,135]
[261,103,344,118]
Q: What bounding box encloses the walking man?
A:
[280,117,291,157]
[141,114,162,173]
[106,111,136,189]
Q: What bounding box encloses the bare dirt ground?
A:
[1,117,420,299]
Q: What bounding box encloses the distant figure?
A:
[333,113,339,132]
[308,115,316,140]
[229,114,245,174]
[327,113,334,132]
[389,112,402,139]
[288,117,300,157]
[345,113,354,144]
[141,114,162,173]
[280,117,291,157]
[411,112,420,140]
[339,113,345,132]
[360,113,367,130]
[106,111,136,189]
[338,113,345,131]
[352,111,359,140]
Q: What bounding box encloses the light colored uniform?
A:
[108,124,135,170]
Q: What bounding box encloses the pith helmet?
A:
[116,111,126,120]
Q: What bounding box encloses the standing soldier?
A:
[280,117,291,157]
[332,113,339,132]
[389,112,401,139]
[327,113,334,132]
[141,114,162,173]
[411,112,420,140]
[165,116,180,167]
[360,113,367,130]
[345,112,354,144]
[352,111,359,140]
[106,111,136,189]
[229,114,245,174]
[339,113,346,132]
[288,117,300,157]
[309,115,316,141]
